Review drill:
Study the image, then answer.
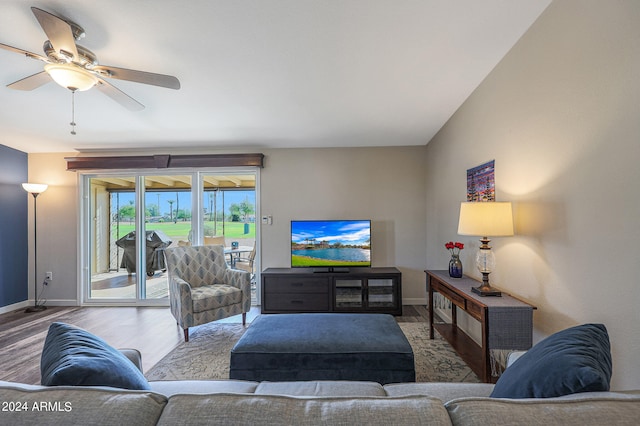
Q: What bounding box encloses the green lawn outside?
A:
[115,221,255,240]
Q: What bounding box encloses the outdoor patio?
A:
[90,268,258,304]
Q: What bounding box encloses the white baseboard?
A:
[402,297,427,306]
[25,299,79,307]
[0,300,28,314]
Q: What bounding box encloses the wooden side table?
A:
[425,270,536,383]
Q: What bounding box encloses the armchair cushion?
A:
[41,322,151,390]
[191,284,243,313]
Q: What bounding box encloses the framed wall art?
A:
[467,160,495,202]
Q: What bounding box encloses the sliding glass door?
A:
[81,169,258,305]
[201,173,258,304]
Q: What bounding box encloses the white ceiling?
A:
[0,0,550,153]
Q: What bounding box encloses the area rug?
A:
[145,322,480,383]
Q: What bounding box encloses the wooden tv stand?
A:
[261,267,402,315]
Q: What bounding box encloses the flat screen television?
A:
[291,220,371,269]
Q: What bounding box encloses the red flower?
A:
[445,241,464,255]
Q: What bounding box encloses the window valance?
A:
[65,153,264,171]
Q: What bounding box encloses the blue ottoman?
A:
[229,313,415,384]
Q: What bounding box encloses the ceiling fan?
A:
[0,7,180,132]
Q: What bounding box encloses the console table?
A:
[425,270,535,383]
[262,267,402,315]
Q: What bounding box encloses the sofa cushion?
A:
[445,396,640,426]
[149,379,259,397]
[0,384,166,426]
[255,380,387,397]
[41,322,151,390]
[384,382,495,402]
[157,394,452,426]
[490,323,611,398]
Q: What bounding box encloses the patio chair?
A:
[204,235,226,246]
[233,242,256,275]
[164,245,251,342]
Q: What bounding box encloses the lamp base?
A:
[472,286,502,297]
[471,271,502,296]
[25,305,47,313]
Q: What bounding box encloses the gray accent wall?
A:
[0,144,28,308]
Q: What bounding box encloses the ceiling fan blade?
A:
[7,71,52,91]
[31,7,79,61]
[0,42,49,62]
[93,65,181,90]
[95,78,145,111]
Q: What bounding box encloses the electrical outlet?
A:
[45,271,53,281]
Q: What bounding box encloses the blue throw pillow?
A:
[490,323,612,398]
[40,322,150,390]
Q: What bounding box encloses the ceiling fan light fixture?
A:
[44,63,98,91]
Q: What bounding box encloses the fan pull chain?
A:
[70,90,77,135]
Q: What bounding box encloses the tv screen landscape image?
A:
[291,220,371,268]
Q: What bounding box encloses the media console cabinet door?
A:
[367,278,396,308]
[261,274,331,313]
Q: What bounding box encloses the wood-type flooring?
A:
[0,304,428,385]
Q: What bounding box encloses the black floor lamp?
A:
[22,183,48,313]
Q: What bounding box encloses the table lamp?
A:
[457,202,513,296]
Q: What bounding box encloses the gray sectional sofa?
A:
[2,346,639,426]
[2,322,639,425]
[2,377,639,425]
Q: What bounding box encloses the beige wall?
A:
[27,145,429,307]
[425,0,640,390]
[260,146,428,301]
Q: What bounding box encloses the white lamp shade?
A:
[44,63,98,91]
[457,202,514,237]
[22,183,48,194]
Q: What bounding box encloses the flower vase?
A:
[449,254,463,278]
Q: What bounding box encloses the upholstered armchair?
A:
[164,245,251,342]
